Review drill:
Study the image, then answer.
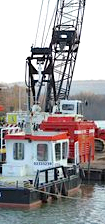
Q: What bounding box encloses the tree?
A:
[70,92,105,120]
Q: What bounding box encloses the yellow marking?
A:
[7,114,17,124]
[0,148,6,153]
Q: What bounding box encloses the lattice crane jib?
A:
[25,0,86,112]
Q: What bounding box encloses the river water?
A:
[0,182,105,224]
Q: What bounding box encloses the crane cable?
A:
[35,0,57,47]
[25,60,29,88]
[34,0,44,47]
[41,0,50,47]
[43,5,56,47]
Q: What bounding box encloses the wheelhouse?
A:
[2,131,69,177]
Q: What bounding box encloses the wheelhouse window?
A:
[13,143,24,160]
[55,143,61,161]
[37,144,48,161]
[62,142,67,159]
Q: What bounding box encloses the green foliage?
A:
[0,83,105,120]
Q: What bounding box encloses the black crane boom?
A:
[25,0,86,112]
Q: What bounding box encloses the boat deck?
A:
[0,174,36,188]
[0,164,75,189]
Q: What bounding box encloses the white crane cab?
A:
[52,100,83,118]
[59,100,83,116]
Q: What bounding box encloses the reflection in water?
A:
[0,183,105,224]
[80,184,94,199]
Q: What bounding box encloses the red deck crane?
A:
[25,0,95,164]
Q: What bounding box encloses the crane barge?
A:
[0,0,94,208]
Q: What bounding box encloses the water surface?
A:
[0,183,105,224]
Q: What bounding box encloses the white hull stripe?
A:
[89,129,95,134]
[74,129,94,134]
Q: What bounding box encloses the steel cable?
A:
[41,0,50,47]
[34,0,44,47]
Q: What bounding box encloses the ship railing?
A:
[0,166,77,189]
[34,165,67,189]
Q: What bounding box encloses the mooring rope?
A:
[32,187,105,203]
[32,186,88,201]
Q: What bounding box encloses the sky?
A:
[0,0,105,83]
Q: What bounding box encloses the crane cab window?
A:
[37,144,48,161]
[13,143,24,160]
[55,143,61,161]
[62,142,67,159]
[62,104,74,111]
